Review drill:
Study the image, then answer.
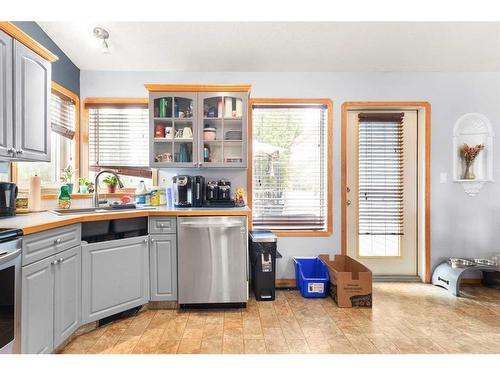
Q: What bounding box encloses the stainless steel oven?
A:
[0,229,22,354]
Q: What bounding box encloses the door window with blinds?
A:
[358,112,404,256]
[16,90,77,188]
[87,103,151,186]
[252,102,329,231]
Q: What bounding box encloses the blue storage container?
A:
[293,257,329,298]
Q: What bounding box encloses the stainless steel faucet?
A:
[93,170,124,208]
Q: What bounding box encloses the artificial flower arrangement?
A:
[461,143,484,179]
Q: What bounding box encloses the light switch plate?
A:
[440,172,447,184]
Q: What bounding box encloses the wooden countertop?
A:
[1,206,251,235]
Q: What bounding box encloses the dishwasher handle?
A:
[0,248,22,265]
[180,221,244,229]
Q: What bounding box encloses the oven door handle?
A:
[0,248,22,265]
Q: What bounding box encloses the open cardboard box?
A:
[319,254,372,308]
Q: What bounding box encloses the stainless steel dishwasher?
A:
[177,216,248,306]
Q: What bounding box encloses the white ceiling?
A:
[38,22,500,72]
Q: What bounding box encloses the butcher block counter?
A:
[0,206,251,235]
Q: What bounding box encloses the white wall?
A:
[81,71,500,278]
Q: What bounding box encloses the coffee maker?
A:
[218,180,231,200]
[172,175,193,207]
[0,182,18,217]
[206,181,219,201]
[192,176,205,207]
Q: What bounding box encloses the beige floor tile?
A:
[223,336,244,354]
[287,339,310,354]
[244,339,267,354]
[203,323,224,339]
[182,327,204,339]
[201,337,223,354]
[177,338,202,354]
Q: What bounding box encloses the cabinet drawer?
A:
[149,217,177,234]
[23,224,81,266]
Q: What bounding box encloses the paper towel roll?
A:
[29,175,41,212]
[236,99,243,118]
[224,97,233,118]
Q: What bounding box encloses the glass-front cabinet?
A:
[149,92,198,167]
[148,87,248,169]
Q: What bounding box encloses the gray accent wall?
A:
[80,71,500,279]
[13,22,80,96]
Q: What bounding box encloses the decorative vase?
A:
[79,185,88,194]
[107,185,117,194]
[463,162,476,180]
[66,183,74,194]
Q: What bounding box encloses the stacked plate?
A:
[225,130,242,140]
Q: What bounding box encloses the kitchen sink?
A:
[49,205,150,216]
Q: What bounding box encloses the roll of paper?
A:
[224,97,233,118]
[29,175,41,212]
[236,99,243,118]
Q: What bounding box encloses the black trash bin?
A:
[249,230,278,301]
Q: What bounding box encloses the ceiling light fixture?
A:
[93,27,110,54]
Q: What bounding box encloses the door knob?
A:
[150,238,155,243]
[346,200,351,206]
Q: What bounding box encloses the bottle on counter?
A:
[58,185,71,209]
[150,186,161,206]
[135,180,149,205]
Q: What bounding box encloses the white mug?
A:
[164,126,174,139]
[182,127,193,139]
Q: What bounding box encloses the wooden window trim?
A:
[248,98,333,237]
[11,82,80,192]
[341,101,431,282]
[82,98,158,187]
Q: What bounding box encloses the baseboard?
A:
[460,278,482,286]
[276,278,296,289]
[373,275,422,282]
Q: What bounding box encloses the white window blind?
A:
[51,93,76,140]
[88,104,150,177]
[358,112,404,256]
[252,103,328,230]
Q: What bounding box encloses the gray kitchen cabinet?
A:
[0,30,13,158]
[149,234,177,301]
[149,216,177,234]
[13,40,51,161]
[21,255,55,354]
[53,246,81,348]
[81,236,149,324]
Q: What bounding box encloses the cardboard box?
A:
[319,254,372,308]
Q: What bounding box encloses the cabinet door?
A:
[21,256,55,354]
[81,236,149,323]
[13,40,51,161]
[149,234,177,301]
[198,92,248,168]
[0,30,13,158]
[54,246,81,348]
[150,92,198,168]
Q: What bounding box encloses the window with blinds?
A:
[88,104,150,178]
[51,93,76,140]
[252,103,329,230]
[358,112,404,257]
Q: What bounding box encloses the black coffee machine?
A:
[172,175,193,207]
[192,176,205,207]
[0,182,18,217]
[204,179,234,207]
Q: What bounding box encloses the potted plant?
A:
[61,165,74,193]
[78,177,91,194]
[103,175,119,193]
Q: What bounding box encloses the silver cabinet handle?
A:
[54,238,62,244]
[58,258,64,263]
[7,148,15,155]
[181,222,243,228]
[159,223,165,228]
[150,238,155,243]
[16,149,23,155]
[51,259,59,265]
[143,238,148,243]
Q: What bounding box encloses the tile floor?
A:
[59,283,500,354]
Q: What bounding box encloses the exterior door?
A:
[0,30,13,158]
[13,40,51,161]
[346,110,418,276]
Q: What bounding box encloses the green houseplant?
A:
[102,175,119,193]
[78,177,91,194]
[61,165,74,193]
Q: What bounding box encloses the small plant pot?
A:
[79,185,88,194]
[107,185,117,194]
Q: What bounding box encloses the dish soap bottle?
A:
[58,185,71,209]
[135,180,148,205]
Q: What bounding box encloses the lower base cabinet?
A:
[81,236,149,324]
[21,246,81,354]
[149,234,177,301]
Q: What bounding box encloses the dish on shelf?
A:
[447,258,476,268]
[225,157,243,163]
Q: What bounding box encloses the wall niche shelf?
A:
[453,113,494,196]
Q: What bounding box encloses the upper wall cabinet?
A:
[13,41,51,161]
[0,23,57,162]
[146,85,250,169]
